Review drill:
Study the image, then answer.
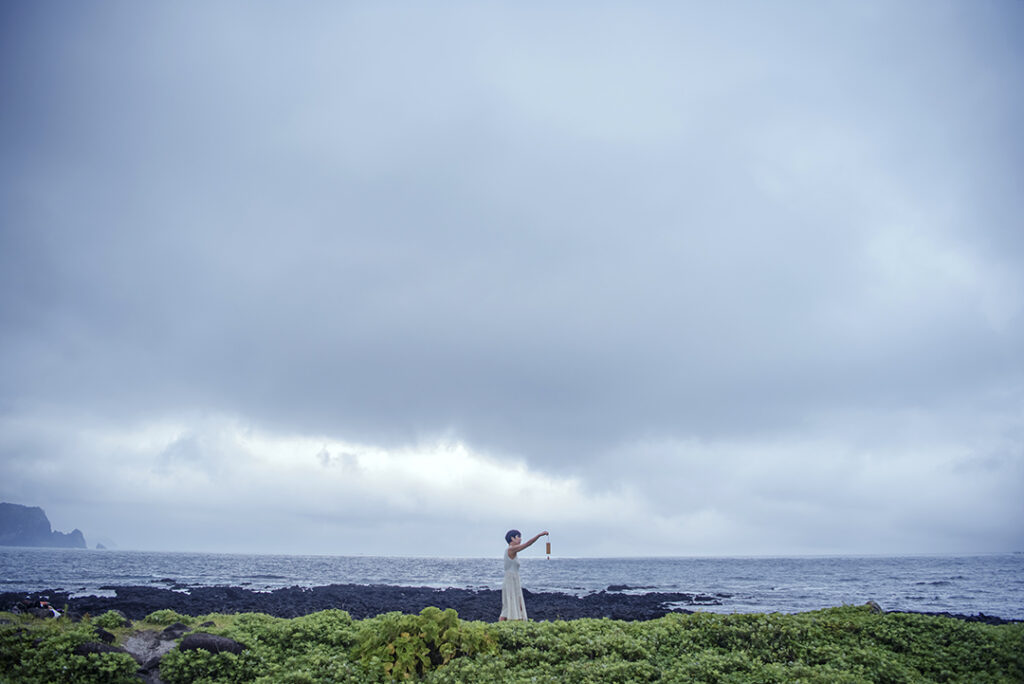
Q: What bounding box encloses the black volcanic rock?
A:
[2,584,705,622]
[2,585,1018,624]
[180,633,247,655]
[0,502,86,548]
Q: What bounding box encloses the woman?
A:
[499,528,548,621]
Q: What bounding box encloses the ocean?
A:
[2,548,1021,619]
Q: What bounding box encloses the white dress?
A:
[500,548,528,620]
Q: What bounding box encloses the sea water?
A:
[1,548,1021,619]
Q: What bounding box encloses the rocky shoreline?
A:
[2,584,718,622]
[4,584,1020,625]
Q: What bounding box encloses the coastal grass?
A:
[1,605,1022,683]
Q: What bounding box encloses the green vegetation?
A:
[0,611,138,683]
[92,610,130,630]
[0,605,1020,683]
[144,608,195,626]
[351,607,496,680]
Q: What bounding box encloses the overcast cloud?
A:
[1,1,1022,557]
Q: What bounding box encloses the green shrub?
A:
[159,609,373,684]
[352,607,497,680]
[0,619,138,684]
[159,646,263,684]
[93,609,129,630]
[145,608,194,626]
[249,644,375,684]
[238,609,357,657]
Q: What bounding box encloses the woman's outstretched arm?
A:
[508,531,549,557]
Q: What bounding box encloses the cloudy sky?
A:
[1,2,1022,558]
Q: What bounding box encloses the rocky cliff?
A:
[0,502,86,548]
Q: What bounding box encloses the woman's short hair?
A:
[505,529,521,544]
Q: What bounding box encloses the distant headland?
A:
[0,502,86,548]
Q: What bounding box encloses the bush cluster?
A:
[1,604,1021,683]
[92,610,129,630]
[352,607,496,680]
[0,615,138,684]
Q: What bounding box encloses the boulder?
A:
[161,622,191,639]
[180,633,247,655]
[137,655,165,684]
[122,630,180,665]
[29,607,58,619]
[73,642,127,656]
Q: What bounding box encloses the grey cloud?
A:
[2,2,1023,553]
[159,435,205,467]
[317,448,360,472]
